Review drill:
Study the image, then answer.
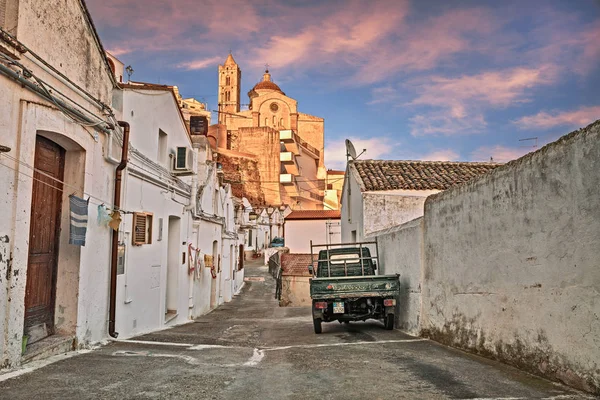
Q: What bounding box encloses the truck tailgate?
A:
[310,274,399,299]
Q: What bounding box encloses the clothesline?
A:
[0,153,134,214]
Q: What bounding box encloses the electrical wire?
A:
[0,157,133,213]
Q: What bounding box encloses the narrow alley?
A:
[0,260,591,400]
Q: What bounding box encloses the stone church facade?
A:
[214,54,326,210]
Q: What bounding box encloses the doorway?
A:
[166,216,180,319]
[25,136,65,343]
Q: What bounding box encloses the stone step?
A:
[22,335,75,364]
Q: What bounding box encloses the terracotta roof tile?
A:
[351,160,500,192]
[281,253,314,276]
[252,80,284,94]
[285,210,341,220]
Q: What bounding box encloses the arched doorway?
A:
[24,136,65,342]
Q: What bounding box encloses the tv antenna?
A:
[519,137,538,149]
[345,139,366,161]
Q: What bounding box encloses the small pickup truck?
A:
[308,241,400,334]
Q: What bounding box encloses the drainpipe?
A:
[109,121,130,338]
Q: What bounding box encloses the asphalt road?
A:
[0,260,594,400]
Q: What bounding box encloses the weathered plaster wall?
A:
[373,218,423,335]
[1,0,116,366]
[17,0,113,106]
[280,276,311,307]
[340,167,363,243]
[422,121,600,394]
[363,191,437,238]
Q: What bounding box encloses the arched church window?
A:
[264,118,268,126]
[273,116,276,125]
[226,76,230,85]
[280,118,284,127]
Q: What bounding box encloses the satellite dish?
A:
[345,139,358,160]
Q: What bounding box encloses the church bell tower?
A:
[218,53,241,124]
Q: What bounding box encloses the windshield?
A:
[316,248,375,278]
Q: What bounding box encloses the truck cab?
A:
[308,241,399,334]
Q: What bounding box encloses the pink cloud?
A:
[176,56,223,71]
[420,149,461,162]
[325,136,399,170]
[411,66,557,113]
[470,145,532,163]
[250,0,410,72]
[410,113,487,136]
[514,106,600,130]
[408,66,556,136]
[106,47,132,57]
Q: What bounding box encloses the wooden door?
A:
[24,136,65,339]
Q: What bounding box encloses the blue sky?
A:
[87,0,600,170]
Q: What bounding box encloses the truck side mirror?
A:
[308,265,313,274]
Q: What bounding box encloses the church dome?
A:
[253,80,284,93]
[251,69,285,95]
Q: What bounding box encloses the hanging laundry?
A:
[69,195,89,246]
[108,210,122,231]
[97,204,112,226]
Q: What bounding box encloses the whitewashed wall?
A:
[363,190,437,237]
[422,121,600,394]
[0,0,116,368]
[372,218,423,335]
[285,219,341,253]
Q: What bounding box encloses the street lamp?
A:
[125,65,134,82]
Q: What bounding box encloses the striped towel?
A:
[69,195,89,246]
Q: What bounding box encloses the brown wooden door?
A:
[24,136,65,339]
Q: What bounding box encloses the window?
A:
[226,76,230,85]
[351,230,357,243]
[248,230,253,247]
[158,129,168,165]
[133,212,153,245]
[327,183,333,190]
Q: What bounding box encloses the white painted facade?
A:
[285,219,341,253]
[340,163,438,243]
[111,86,197,338]
[370,218,423,335]
[0,0,118,368]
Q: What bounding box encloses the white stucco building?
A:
[341,160,499,242]
[110,81,197,338]
[0,0,120,367]
[284,210,341,253]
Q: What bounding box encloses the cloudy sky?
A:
[87,0,600,170]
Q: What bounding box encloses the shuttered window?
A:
[132,212,153,245]
[0,1,7,28]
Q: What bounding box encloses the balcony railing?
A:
[279,129,320,158]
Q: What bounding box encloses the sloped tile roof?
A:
[281,253,314,276]
[285,210,341,220]
[351,160,499,192]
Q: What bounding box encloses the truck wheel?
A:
[313,318,322,334]
[384,314,395,330]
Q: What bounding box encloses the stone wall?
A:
[421,120,600,394]
[373,217,423,336]
[219,151,265,206]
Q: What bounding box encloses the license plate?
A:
[333,302,344,314]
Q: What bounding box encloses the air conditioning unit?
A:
[172,146,195,175]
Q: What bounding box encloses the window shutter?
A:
[133,213,147,245]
